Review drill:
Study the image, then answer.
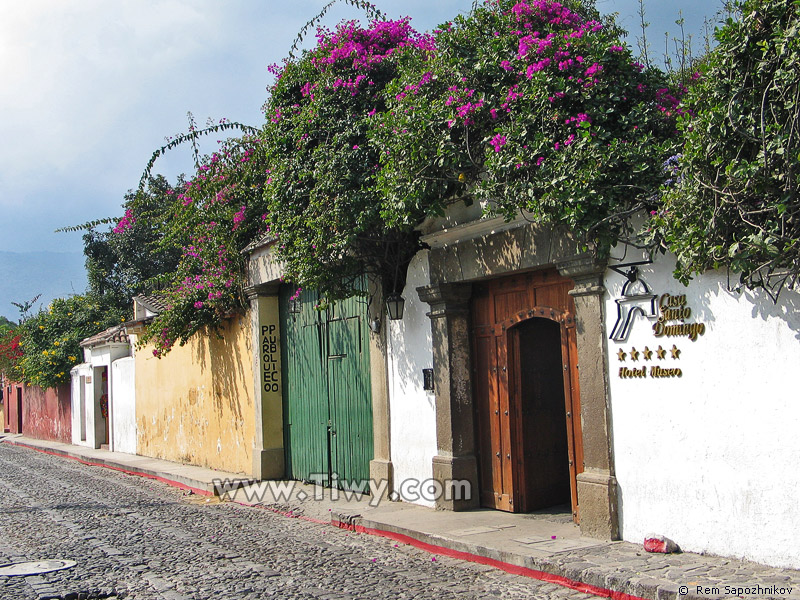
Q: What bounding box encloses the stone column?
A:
[245,285,285,480]
[556,254,619,540]
[417,283,479,510]
[367,277,393,499]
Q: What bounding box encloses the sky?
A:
[0,0,720,259]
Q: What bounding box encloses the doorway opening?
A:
[510,318,571,511]
[16,387,22,434]
[79,375,87,442]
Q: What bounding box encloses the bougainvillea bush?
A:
[653,0,800,296]
[260,17,436,299]
[375,0,685,251]
[124,0,694,356]
[0,326,22,380]
[127,136,269,356]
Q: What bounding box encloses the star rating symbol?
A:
[617,348,627,362]
[630,347,640,361]
[656,345,667,360]
[670,344,681,359]
[642,346,653,360]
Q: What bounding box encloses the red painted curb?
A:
[333,520,647,600]
[4,439,213,497]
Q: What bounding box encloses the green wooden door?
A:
[280,285,373,489]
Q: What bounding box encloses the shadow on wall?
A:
[744,285,800,340]
[673,270,800,340]
[430,220,580,284]
[190,315,250,424]
[389,254,435,414]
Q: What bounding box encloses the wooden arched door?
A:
[471,269,583,521]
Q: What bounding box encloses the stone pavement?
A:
[4,434,799,600]
[0,440,596,600]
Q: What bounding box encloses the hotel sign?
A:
[610,267,707,380]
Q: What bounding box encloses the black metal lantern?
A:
[288,295,302,315]
[385,292,405,321]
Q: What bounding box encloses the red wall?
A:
[5,382,71,442]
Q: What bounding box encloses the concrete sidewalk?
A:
[3,434,798,600]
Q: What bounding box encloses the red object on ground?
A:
[643,535,678,553]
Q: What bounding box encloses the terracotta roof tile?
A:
[133,294,169,315]
[80,325,129,348]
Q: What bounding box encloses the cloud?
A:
[2,0,707,253]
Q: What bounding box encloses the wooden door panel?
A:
[564,325,583,518]
[496,334,514,511]
[493,289,529,324]
[281,286,372,488]
[533,282,572,312]
[281,287,330,484]
[473,333,500,508]
[328,314,372,489]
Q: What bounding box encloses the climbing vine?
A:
[652,0,800,298]
[111,0,712,356]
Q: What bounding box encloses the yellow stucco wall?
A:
[135,313,255,474]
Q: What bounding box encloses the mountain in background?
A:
[0,251,87,320]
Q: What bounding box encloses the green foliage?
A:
[83,175,182,306]
[11,294,42,322]
[654,0,800,296]
[260,17,434,299]
[14,295,127,389]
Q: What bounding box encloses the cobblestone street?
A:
[0,444,599,600]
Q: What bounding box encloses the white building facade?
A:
[70,325,136,453]
[382,198,800,569]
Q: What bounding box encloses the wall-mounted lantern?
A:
[288,295,302,315]
[385,293,405,321]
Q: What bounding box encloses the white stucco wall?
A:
[387,250,438,507]
[111,356,136,454]
[605,253,800,569]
